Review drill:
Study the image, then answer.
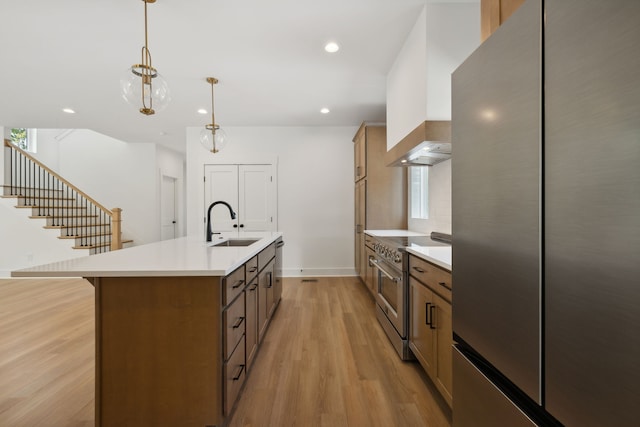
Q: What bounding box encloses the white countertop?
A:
[11,231,283,278]
[406,246,452,272]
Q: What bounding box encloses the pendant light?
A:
[120,0,170,115]
[200,77,228,153]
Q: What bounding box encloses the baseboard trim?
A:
[283,268,357,277]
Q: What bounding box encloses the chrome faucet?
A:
[206,201,237,242]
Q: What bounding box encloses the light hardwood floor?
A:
[0,276,451,427]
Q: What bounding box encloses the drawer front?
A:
[224,264,245,306]
[409,255,452,302]
[224,291,246,361]
[224,336,246,416]
[258,242,276,271]
[245,255,259,281]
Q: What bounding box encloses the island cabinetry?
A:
[245,275,259,369]
[224,264,246,305]
[94,276,223,427]
[408,254,453,407]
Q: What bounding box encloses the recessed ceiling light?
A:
[197,109,207,115]
[324,42,340,53]
[62,108,75,114]
[320,108,330,114]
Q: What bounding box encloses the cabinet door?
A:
[365,244,376,295]
[354,132,366,181]
[204,165,238,232]
[258,260,274,342]
[245,277,258,369]
[433,292,453,406]
[354,179,366,279]
[204,164,276,233]
[409,277,436,373]
[238,165,274,231]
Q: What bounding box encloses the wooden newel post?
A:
[111,208,123,251]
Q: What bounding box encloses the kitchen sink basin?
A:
[210,238,260,247]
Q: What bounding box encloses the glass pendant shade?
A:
[120,65,170,115]
[200,126,228,153]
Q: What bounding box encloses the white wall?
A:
[386,3,480,150]
[157,145,186,237]
[186,126,357,277]
[0,197,82,277]
[56,130,157,245]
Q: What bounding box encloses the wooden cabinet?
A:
[364,240,376,295]
[481,0,526,41]
[408,254,453,407]
[257,242,277,342]
[245,276,259,369]
[352,123,406,285]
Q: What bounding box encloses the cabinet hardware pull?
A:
[232,317,245,329]
[429,305,436,330]
[426,302,431,326]
[438,281,448,288]
[276,241,285,248]
[232,365,245,381]
[248,267,258,273]
[249,284,258,291]
[413,266,425,273]
[267,272,273,288]
[231,279,244,289]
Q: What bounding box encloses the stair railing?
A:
[3,139,123,253]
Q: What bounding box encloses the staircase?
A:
[3,139,128,255]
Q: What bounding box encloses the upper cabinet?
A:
[353,125,368,182]
[481,0,526,41]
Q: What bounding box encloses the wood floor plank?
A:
[230,277,452,427]
[0,276,451,427]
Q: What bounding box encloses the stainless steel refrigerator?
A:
[451,1,640,426]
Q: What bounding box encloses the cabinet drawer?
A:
[409,255,452,302]
[224,335,246,416]
[245,255,258,281]
[224,291,245,361]
[258,242,276,271]
[224,264,245,306]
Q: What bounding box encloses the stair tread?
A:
[29,214,98,219]
[44,224,110,229]
[17,205,86,209]
[58,232,112,239]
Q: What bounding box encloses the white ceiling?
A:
[0,0,477,152]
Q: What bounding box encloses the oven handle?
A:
[370,259,401,282]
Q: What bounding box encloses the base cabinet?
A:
[408,255,453,407]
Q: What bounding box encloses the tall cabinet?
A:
[353,123,406,289]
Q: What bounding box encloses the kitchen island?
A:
[12,231,283,427]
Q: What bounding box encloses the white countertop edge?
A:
[405,247,452,272]
[11,232,283,278]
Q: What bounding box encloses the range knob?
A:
[394,253,402,263]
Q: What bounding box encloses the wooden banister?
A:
[4,138,124,251]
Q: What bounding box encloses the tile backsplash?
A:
[408,159,452,235]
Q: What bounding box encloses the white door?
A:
[160,175,177,240]
[239,165,273,231]
[204,165,239,232]
[204,164,275,234]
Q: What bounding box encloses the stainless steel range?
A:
[368,231,452,360]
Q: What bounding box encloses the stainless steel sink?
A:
[210,238,260,247]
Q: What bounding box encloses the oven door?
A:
[371,258,405,337]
